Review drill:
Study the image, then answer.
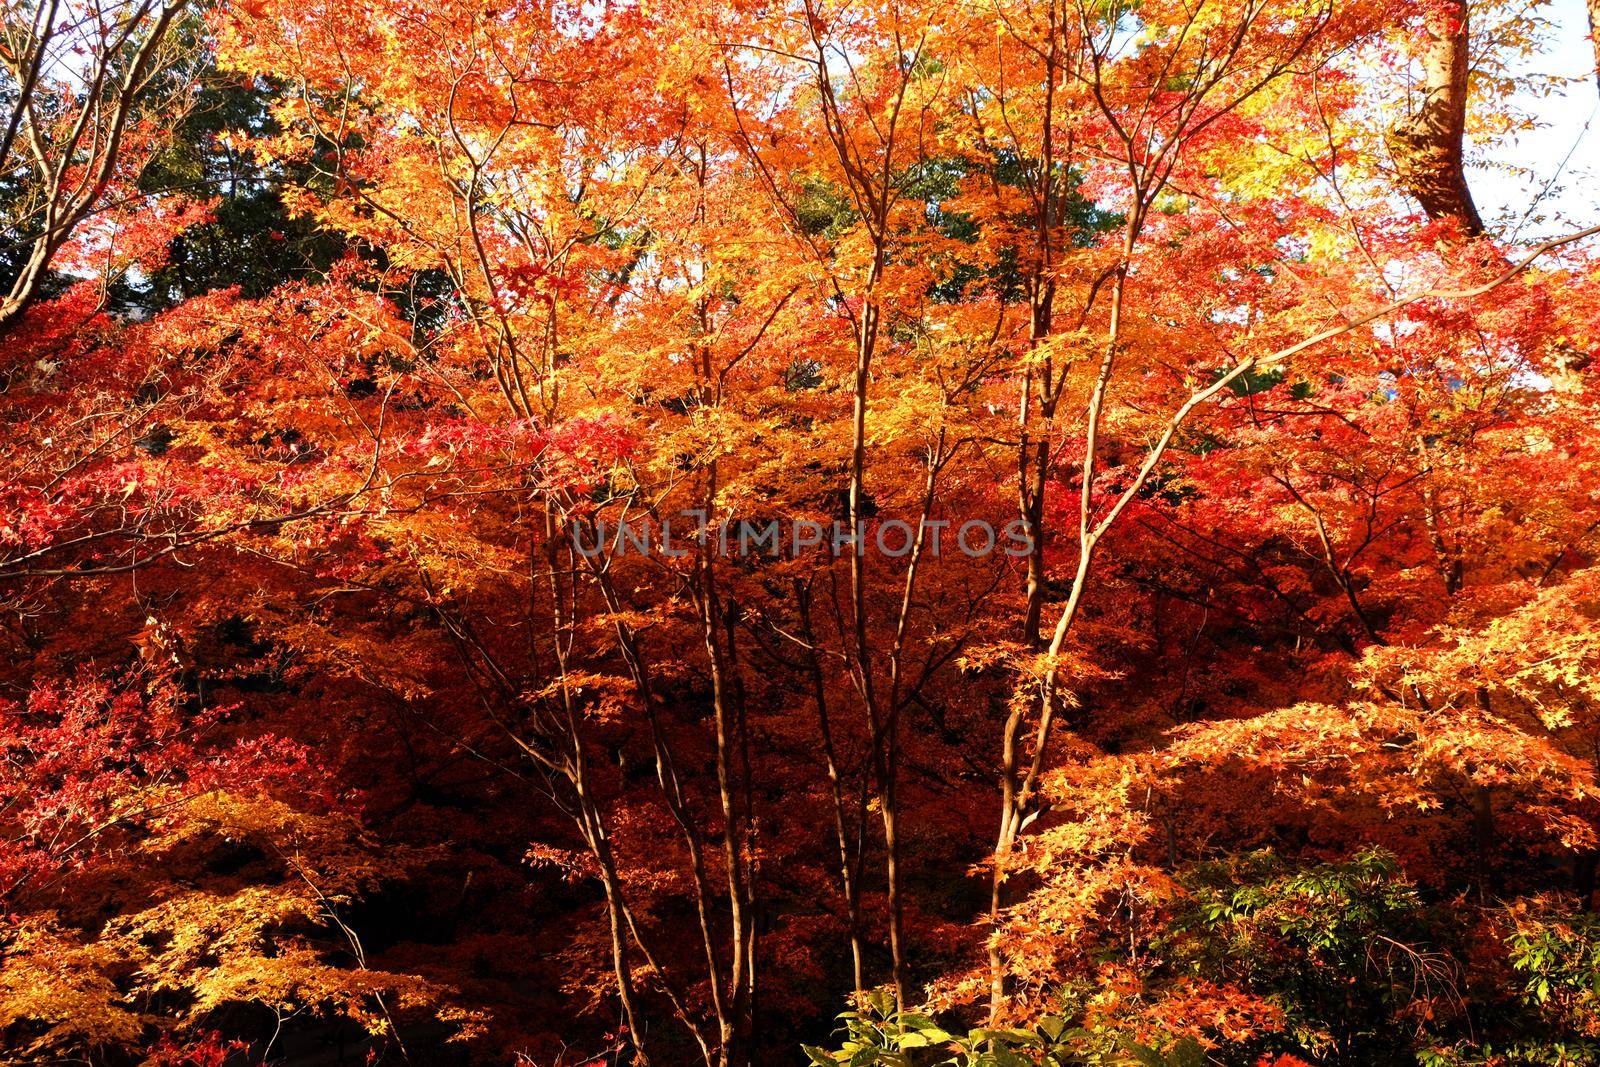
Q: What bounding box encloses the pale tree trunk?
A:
[1388,0,1485,235]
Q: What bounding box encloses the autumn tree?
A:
[1,0,1598,1062]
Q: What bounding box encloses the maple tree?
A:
[1,0,1599,1061]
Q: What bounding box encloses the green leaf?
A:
[1122,1040,1167,1067]
[1169,1036,1206,1067]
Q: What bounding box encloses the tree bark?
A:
[1387,0,1485,236]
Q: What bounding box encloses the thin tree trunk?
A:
[797,581,867,996]
[695,459,754,1067]
[580,544,736,1053]
[989,248,1132,1022]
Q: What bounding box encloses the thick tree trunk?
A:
[1388,0,1485,235]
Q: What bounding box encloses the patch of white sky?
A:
[1470,0,1599,240]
